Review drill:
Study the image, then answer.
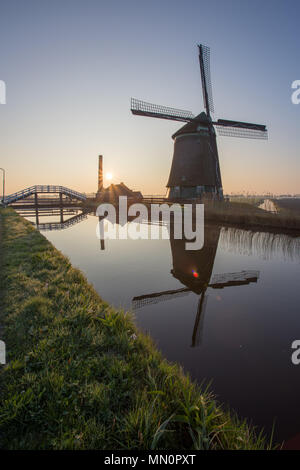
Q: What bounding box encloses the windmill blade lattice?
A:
[198,44,214,115]
[215,125,268,139]
[131,98,195,123]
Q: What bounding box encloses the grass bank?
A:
[204,201,300,235]
[0,208,272,450]
[228,196,264,206]
[272,198,300,216]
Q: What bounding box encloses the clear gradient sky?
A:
[0,0,299,195]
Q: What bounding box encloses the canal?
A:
[22,208,300,445]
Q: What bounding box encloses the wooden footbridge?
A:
[4,185,87,206]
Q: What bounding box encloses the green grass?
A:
[0,208,273,450]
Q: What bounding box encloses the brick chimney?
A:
[98,155,103,192]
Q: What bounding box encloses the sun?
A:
[106,172,113,181]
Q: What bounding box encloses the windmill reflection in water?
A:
[132,224,259,347]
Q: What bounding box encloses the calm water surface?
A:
[24,209,300,444]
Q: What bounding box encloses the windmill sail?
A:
[192,292,208,347]
[132,270,259,310]
[215,118,268,139]
[132,287,191,310]
[216,126,268,139]
[198,44,214,116]
[131,98,195,123]
[210,270,259,287]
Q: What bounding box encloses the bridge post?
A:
[34,191,38,206]
[35,206,39,226]
[59,192,63,206]
[98,216,105,250]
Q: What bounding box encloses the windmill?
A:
[131,44,268,200]
[132,225,259,347]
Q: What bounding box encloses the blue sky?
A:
[0,0,299,194]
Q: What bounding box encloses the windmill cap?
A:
[172,111,211,139]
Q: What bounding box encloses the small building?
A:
[99,182,143,203]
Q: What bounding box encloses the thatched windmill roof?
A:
[171,112,210,139]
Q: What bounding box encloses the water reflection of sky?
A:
[25,213,300,445]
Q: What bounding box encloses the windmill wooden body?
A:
[131,45,268,200]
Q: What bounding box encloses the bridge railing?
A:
[4,185,87,204]
[4,185,37,203]
[37,212,89,231]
